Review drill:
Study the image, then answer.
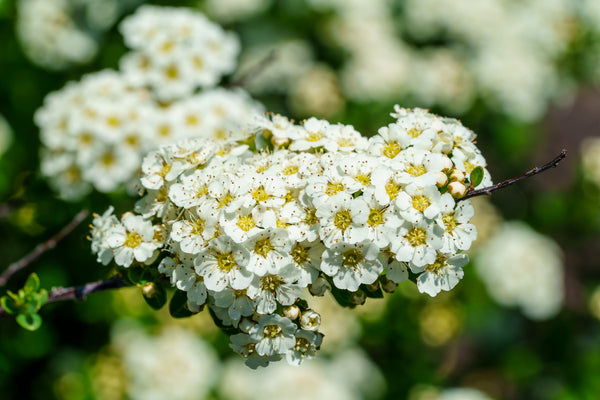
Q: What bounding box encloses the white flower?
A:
[106,212,160,267]
[90,206,119,265]
[230,332,280,369]
[286,330,324,366]
[300,310,321,331]
[170,210,218,255]
[316,193,369,247]
[245,228,295,276]
[391,220,444,271]
[194,236,253,291]
[247,265,303,314]
[395,183,449,224]
[249,314,297,357]
[212,287,255,321]
[417,253,468,296]
[438,199,478,253]
[321,241,384,291]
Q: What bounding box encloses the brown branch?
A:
[227,50,277,89]
[0,210,89,287]
[458,149,568,201]
[0,274,128,317]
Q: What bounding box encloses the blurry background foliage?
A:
[1,0,600,399]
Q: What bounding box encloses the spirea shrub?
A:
[90,106,491,368]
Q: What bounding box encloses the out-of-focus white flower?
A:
[119,5,239,101]
[110,321,220,400]
[580,136,600,187]
[219,346,385,400]
[475,221,564,320]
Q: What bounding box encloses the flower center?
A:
[237,215,256,232]
[304,208,318,225]
[334,210,352,231]
[283,165,299,175]
[291,243,310,265]
[216,252,236,271]
[407,164,427,177]
[295,337,311,353]
[356,174,371,185]
[326,182,344,196]
[405,227,427,247]
[383,141,401,159]
[428,254,447,273]
[442,214,457,232]
[385,179,401,200]
[263,324,282,338]
[191,219,204,235]
[367,209,384,227]
[342,249,363,268]
[306,131,323,142]
[252,185,270,203]
[407,128,421,138]
[412,195,431,212]
[254,238,275,258]
[160,164,171,177]
[261,275,282,292]
[196,185,208,198]
[218,193,234,208]
[124,232,142,248]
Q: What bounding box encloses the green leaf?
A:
[470,166,484,188]
[143,283,167,310]
[329,285,355,308]
[16,312,42,331]
[0,296,19,314]
[24,273,41,293]
[169,289,196,318]
[126,266,152,286]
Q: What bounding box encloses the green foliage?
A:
[1,273,48,331]
[469,166,485,188]
[168,289,197,318]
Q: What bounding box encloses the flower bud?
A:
[141,282,158,298]
[448,181,467,197]
[436,172,448,187]
[449,169,465,182]
[283,305,300,320]
[309,277,331,296]
[441,155,454,170]
[239,317,255,333]
[351,290,366,306]
[300,310,321,331]
[382,278,398,293]
[271,135,290,147]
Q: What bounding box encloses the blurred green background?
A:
[1,0,600,399]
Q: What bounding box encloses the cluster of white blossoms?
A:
[35,6,263,200]
[90,106,491,368]
[475,221,564,320]
[119,5,239,101]
[16,0,141,70]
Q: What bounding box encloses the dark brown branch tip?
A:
[458,149,568,202]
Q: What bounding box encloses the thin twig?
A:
[458,149,567,201]
[227,50,277,89]
[0,275,128,317]
[0,210,89,287]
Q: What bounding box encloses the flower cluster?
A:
[90,106,490,368]
[119,5,239,101]
[35,6,263,200]
[16,0,141,70]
